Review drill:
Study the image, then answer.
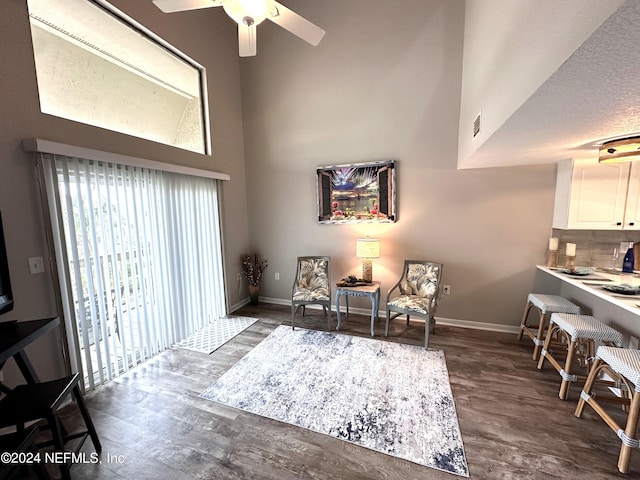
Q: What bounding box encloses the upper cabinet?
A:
[553,159,640,230]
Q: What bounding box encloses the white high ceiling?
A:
[461,0,640,169]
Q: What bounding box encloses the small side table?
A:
[335,281,381,337]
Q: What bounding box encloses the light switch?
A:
[28,256,45,274]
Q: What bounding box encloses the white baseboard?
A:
[231,296,520,334]
[259,296,290,307]
[229,298,251,313]
[435,316,520,334]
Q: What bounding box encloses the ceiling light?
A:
[154,0,325,57]
[598,136,640,163]
[223,0,268,26]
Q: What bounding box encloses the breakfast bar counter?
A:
[536,266,640,344]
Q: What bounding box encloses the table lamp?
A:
[356,238,380,283]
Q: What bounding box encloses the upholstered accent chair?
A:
[385,260,443,349]
[291,256,332,330]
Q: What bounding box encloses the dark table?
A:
[0,317,60,385]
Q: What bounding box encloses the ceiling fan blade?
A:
[152,0,223,14]
[268,1,325,46]
[238,23,257,57]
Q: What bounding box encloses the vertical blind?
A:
[39,153,226,390]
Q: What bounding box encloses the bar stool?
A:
[575,346,640,474]
[0,373,101,480]
[517,293,581,360]
[537,313,623,399]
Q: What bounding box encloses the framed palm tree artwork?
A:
[317,160,397,224]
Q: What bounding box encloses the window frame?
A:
[27,0,212,155]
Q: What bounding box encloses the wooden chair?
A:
[291,256,332,330]
[385,260,442,349]
[575,346,640,474]
[0,373,101,480]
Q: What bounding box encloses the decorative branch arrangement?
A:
[241,253,268,286]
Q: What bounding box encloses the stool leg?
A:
[618,390,640,474]
[536,323,557,370]
[533,311,547,361]
[575,358,602,418]
[73,385,102,453]
[588,340,596,368]
[517,301,533,341]
[32,450,50,480]
[47,413,71,480]
[559,339,577,400]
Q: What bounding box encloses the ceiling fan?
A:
[152,0,325,57]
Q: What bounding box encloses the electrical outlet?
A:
[630,336,639,350]
[28,257,45,274]
[443,285,451,296]
[275,272,280,280]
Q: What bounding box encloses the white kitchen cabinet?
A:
[553,159,640,230]
[624,163,640,228]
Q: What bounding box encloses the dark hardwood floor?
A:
[21,304,640,479]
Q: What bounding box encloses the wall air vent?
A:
[473,112,481,138]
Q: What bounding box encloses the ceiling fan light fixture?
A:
[223,0,269,26]
[598,135,640,163]
[154,0,325,57]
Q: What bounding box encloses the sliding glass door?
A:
[39,153,226,390]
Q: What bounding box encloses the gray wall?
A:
[0,1,249,384]
[240,0,557,326]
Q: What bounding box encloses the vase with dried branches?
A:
[241,253,268,305]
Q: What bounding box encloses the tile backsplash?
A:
[550,230,640,269]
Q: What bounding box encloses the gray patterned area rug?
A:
[175,316,258,354]
[200,326,468,477]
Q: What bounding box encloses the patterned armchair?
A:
[385,260,443,349]
[291,256,332,330]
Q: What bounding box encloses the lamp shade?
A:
[598,136,640,163]
[356,238,380,258]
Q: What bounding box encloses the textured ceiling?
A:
[462,0,640,169]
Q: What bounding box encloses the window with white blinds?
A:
[39,153,226,390]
